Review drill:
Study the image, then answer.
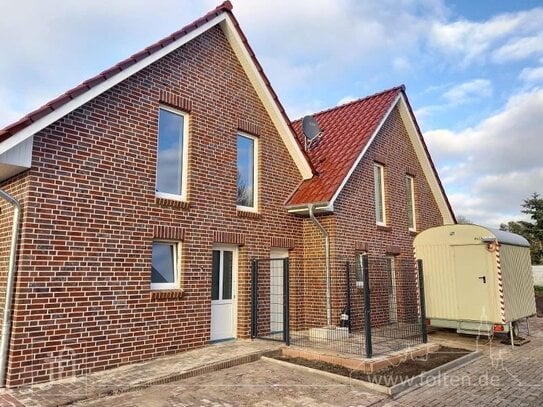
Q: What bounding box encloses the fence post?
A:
[362,254,372,358]
[417,259,428,344]
[251,259,258,339]
[345,260,352,333]
[283,258,290,346]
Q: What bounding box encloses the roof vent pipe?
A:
[308,204,332,327]
[0,189,21,387]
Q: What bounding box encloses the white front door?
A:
[211,245,237,341]
[270,248,288,333]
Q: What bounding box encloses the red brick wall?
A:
[298,106,446,329]
[4,26,304,387]
[0,173,29,342]
[334,106,445,326]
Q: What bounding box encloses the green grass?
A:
[535,285,543,292]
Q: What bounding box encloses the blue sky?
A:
[1,0,542,227]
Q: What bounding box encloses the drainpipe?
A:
[0,189,21,387]
[308,204,332,327]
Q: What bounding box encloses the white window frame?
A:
[155,106,190,202]
[236,132,259,212]
[406,175,416,232]
[374,163,386,225]
[150,240,181,290]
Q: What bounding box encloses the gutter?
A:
[0,189,21,387]
[286,202,333,215]
[308,204,332,327]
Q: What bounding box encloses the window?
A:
[374,163,386,225]
[236,134,258,210]
[151,241,180,290]
[156,107,188,200]
[212,249,233,301]
[356,253,367,288]
[406,175,416,231]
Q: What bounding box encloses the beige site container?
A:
[414,224,536,334]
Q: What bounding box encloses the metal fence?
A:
[251,257,290,343]
[251,255,427,358]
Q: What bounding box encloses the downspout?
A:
[308,204,332,327]
[0,189,21,387]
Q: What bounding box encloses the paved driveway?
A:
[76,319,543,407]
[75,358,386,407]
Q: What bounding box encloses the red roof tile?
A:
[288,86,404,206]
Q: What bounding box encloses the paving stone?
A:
[6,318,543,406]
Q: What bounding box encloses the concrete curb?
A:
[261,356,390,394]
[59,349,277,406]
[390,350,482,396]
[261,350,482,397]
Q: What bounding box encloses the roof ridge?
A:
[0,1,234,138]
[293,85,405,123]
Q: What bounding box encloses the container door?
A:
[454,245,491,322]
[211,246,237,341]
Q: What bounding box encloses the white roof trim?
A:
[328,94,401,206]
[220,17,313,180]
[328,94,454,224]
[0,14,227,156]
[396,95,454,224]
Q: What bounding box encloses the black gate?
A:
[250,258,290,344]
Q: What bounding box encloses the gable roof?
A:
[0,1,314,180]
[287,86,455,224]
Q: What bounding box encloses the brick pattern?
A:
[153,225,185,241]
[1,25,304,387]
[296,106,445,329]
[237,119,260,136]
[159,90,192,112]
[334,106,445,325]
[355,241,369,252]
[0,173,29,344]
[212,231,245,245]
[155,197,191,209]
[270,237,295,250]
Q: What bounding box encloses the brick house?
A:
[0,2,454,387]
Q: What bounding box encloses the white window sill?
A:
[236,205,258,213]
[156,192,187,202]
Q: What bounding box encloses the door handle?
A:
[478,276,486,284]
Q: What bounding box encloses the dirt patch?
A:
[535,290,543,317]
[271,346,470,386]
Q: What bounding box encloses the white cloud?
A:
[442,79,492,105]
[0,0,214,128]
[492,34,543,63]
[428,8,543,65]
[426,88,543,227]
[519,65,543,83]
[392,57,411,72]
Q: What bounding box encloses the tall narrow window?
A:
[406,175,416,231]
[374,163,386,225]
[237,134,257,210]
[156,107,188,200]
[151,241,180,290]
